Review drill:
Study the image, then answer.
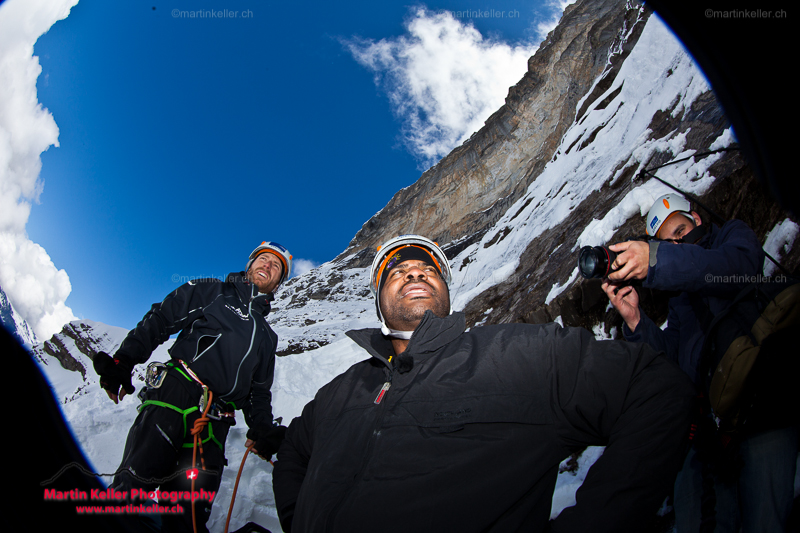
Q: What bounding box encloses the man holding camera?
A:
[601,193,797,532]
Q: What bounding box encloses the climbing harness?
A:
[138,360,274,533]
[137,360,233,533]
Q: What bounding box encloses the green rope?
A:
[138,400,222,449]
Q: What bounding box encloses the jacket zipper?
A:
[223,285,259,398]
[326,367,395,529]
[374,381,391,404]
[359,366,394,472]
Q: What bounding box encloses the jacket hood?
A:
[347,311,466,370]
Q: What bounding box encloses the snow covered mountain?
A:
[31,319,172,403]
[30,0,799,531]
[0,284,37,347]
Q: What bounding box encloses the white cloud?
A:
[0,0,79,340]
[292,259,319,278]
[0,232,74,339]
[344,7,543,167]
[535,0,576,42]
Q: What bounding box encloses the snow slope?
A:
[447,14,728,314]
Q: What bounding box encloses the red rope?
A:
[224,442,255,533]
[190,390,213,533]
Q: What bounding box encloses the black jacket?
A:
[115,272,277,429]
[273,311,694,532]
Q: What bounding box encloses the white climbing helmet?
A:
[646,193,694,237]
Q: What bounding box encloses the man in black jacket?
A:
[273,235,694,532]
[95,241,292,533]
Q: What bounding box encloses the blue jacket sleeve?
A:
[645,220,764,298]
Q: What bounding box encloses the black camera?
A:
[578,246,618,279]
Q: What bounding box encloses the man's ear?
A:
[691,211,702,226]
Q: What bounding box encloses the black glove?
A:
[93,351,135,403]
[246,424,288,460]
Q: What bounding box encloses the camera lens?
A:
[578,246,618,279]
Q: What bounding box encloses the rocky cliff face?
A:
[343,0,648,257]
[30,320,134,401]
[31,321,105,378]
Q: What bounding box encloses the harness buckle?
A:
[202,398,235,422]
[145,361,169,389]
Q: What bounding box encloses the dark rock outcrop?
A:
[31,321,111,378]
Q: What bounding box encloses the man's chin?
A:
[386,304,449,330]
[253,280,276,293]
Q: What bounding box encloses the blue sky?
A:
[2,0,568,335]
